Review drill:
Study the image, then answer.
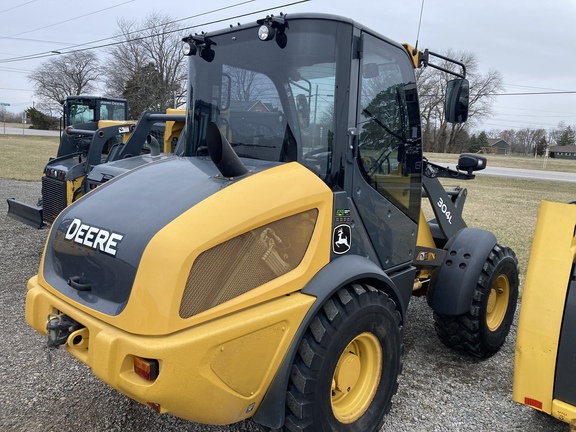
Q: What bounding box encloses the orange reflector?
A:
[133,356,159,381]
[525,397,543,410]
[147,402,161,413]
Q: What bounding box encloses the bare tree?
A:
[516,128,546,155]
[497,128,546,154]
[28,51,101,115]
[498,129,517,149]
[548,121,567,145]
[228,67,261,102]
[103,11,187,118]
[417,50,503,153]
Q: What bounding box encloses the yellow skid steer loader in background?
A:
[6,95,185,228]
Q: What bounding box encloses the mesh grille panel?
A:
[179,209,318,319]
[41,176,67,224]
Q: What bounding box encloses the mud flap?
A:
[426,227,496,315]
[6,198,44,229]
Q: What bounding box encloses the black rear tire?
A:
[433,244,519,358]
[283,283,403,432]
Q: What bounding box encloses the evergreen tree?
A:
[557,126,576,146]
[467,133,481,153]
[24,107,58,130]
[477,131,489,152]
[535,137,547,156]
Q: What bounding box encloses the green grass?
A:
[424,176,575,292]
[425,152,575,172]
[0,134,59,181]
[424,152,575,292]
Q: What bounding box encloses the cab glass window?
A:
[186,19,339,181]
[357,33,421,220]
[69,102,94,125]
[100,101,127,121]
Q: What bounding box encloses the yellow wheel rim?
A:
[486,274,510,331]
[331,332,382,424]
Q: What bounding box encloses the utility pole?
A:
[0,102,10,134]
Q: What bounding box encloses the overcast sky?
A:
[0,0,574,132]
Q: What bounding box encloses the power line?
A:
[0,0,38,14]
[0,36,77,46]
[1,1,135,39]
[0,0,256,63]
[0,87,33,92]
[0,67,29,74]
[496,105,572,115]
[51,0,259,55]
[503,82,574,93]
[488,91,576,96]
[479,116,574,130]
[495,113,576,119]
[0,0,309,64]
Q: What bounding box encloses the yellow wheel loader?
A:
[513,200,576,425]
[25,13,518,431]
[6,95,185,228]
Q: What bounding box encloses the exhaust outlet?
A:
[206,122,249,178]
[146,134,161,156]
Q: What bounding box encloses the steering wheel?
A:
[303,147,330,177]
[365,153,391,176]
[304,147,330,161]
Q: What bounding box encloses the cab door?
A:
[351,32,422,270]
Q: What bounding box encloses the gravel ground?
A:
[0,178,567,432]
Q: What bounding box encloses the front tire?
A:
[433,244,519,358]
[284,283,403,432]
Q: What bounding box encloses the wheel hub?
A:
[331,332,382,424]
[486,274,510,331]
[333,352,361,394]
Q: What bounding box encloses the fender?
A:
[253,254,414,429]
[427,227,496,315]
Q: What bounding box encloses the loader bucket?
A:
[513,200,576,422]
[6,198,44,229]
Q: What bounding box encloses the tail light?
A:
[133,356,159,381]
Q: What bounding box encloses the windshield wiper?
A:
[362,108,405,143]
[231,142,276,148]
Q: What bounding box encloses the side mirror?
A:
[363,63,379,79]
[445,78,469,123]
[221,73,231,111]
[296,94,310,128]
[457,153,486,174]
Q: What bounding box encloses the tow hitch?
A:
[46,314,82,348]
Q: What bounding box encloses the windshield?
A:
[186,19,342,180]
[100,100,128,121]
[66,99,128,126]
[68,101,95,125]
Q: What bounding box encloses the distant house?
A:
[229,100,275,113]
[481,138,511,155]
[549,145,576,160]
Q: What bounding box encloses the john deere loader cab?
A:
[56,95,130,157]
[25,13,518,432]
[63,95,128,127]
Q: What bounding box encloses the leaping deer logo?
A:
[333,225,351,254]
[335,227,349,248]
